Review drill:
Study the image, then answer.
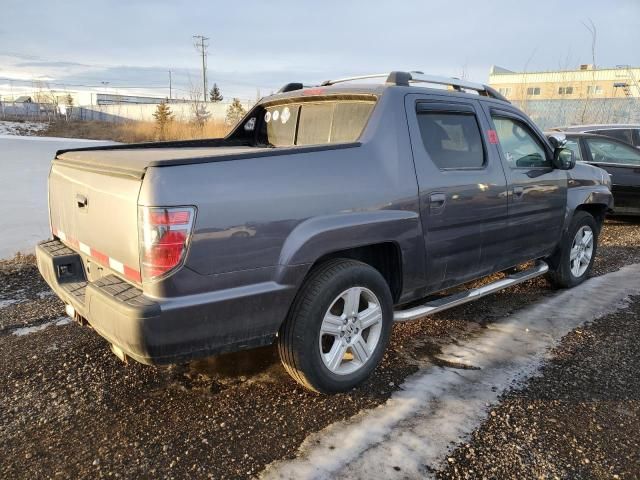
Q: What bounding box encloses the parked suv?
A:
[551,131,640,215]
[36,71,613,393]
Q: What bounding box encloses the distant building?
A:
[488,64,640,101]
[96,93,176,105]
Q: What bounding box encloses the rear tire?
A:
[546,211,599,288]
[278,259,393,394]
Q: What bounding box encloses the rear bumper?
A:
[36,239,296,365]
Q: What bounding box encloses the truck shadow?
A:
[167,345,289,393]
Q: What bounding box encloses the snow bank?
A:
[0,120,48,136]
[262,264,640,480]
[0,135,115,258]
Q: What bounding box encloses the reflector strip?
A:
[108,258,125,274]
[79,242,91,256]
[124,265,142,283]
[52,228,141,284]
[91,248,109,266]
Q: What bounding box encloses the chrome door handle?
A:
[76,194,88,208]
[429,192,446,214]
[512,186,524,198]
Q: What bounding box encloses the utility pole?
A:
[168,70,172,100]
[193,35,209,103]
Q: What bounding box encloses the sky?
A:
[0,0,638,102]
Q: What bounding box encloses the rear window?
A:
[260,100,375,147]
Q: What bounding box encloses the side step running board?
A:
[394,261,549,322]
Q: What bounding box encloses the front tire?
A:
[546,211,599,288]
[278,259,393,394]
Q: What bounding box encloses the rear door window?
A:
[416,112,485,169]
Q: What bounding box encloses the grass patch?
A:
[39,119,231,143]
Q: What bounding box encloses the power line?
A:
[193,35,209,102]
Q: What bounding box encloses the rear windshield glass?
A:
[261,100,375,147]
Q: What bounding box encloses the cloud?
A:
[0,0,638,101]
[16,61,90,68]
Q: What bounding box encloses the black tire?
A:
[278,259,394,394]
[546,211,599,288]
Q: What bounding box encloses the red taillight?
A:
[139,206,195,282]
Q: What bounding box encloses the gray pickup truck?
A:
[37,71,613,393]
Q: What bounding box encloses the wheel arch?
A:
[277,211,421,304]
[563,185,612,234]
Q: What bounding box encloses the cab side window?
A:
[417,111,485,169]
[492,116,550,169]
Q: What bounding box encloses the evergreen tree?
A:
[225,98,246,125]
[153,100,174,139]
[209,83,223,102]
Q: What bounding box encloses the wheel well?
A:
[312,243,403,302]
[575,203,608,229]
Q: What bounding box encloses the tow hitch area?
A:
[65,303,88,326]
[110,344,128,364]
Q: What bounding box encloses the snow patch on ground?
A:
[12,317,71,336]
[262,264,640,480]
[0,135,115,258]
[0,298,22,309]
[0,120,48,136]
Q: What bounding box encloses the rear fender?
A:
[276,211,424,298]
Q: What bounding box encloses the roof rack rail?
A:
[318,71,509,102]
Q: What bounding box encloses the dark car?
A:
[556,132,640,215]
[36,71,612,393]
[551,124,640,149]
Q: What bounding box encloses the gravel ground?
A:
[0,218,639,479]
[436,296,640,480]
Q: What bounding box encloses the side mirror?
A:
[553,147,576,170]
[547,132,567,149]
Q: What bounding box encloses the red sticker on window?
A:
[487,130,499,144]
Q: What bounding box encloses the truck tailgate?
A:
[49,162,142,281]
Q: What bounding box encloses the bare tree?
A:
[189,80,210,130]
[582,18,597,69]
[580,18,597,122]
